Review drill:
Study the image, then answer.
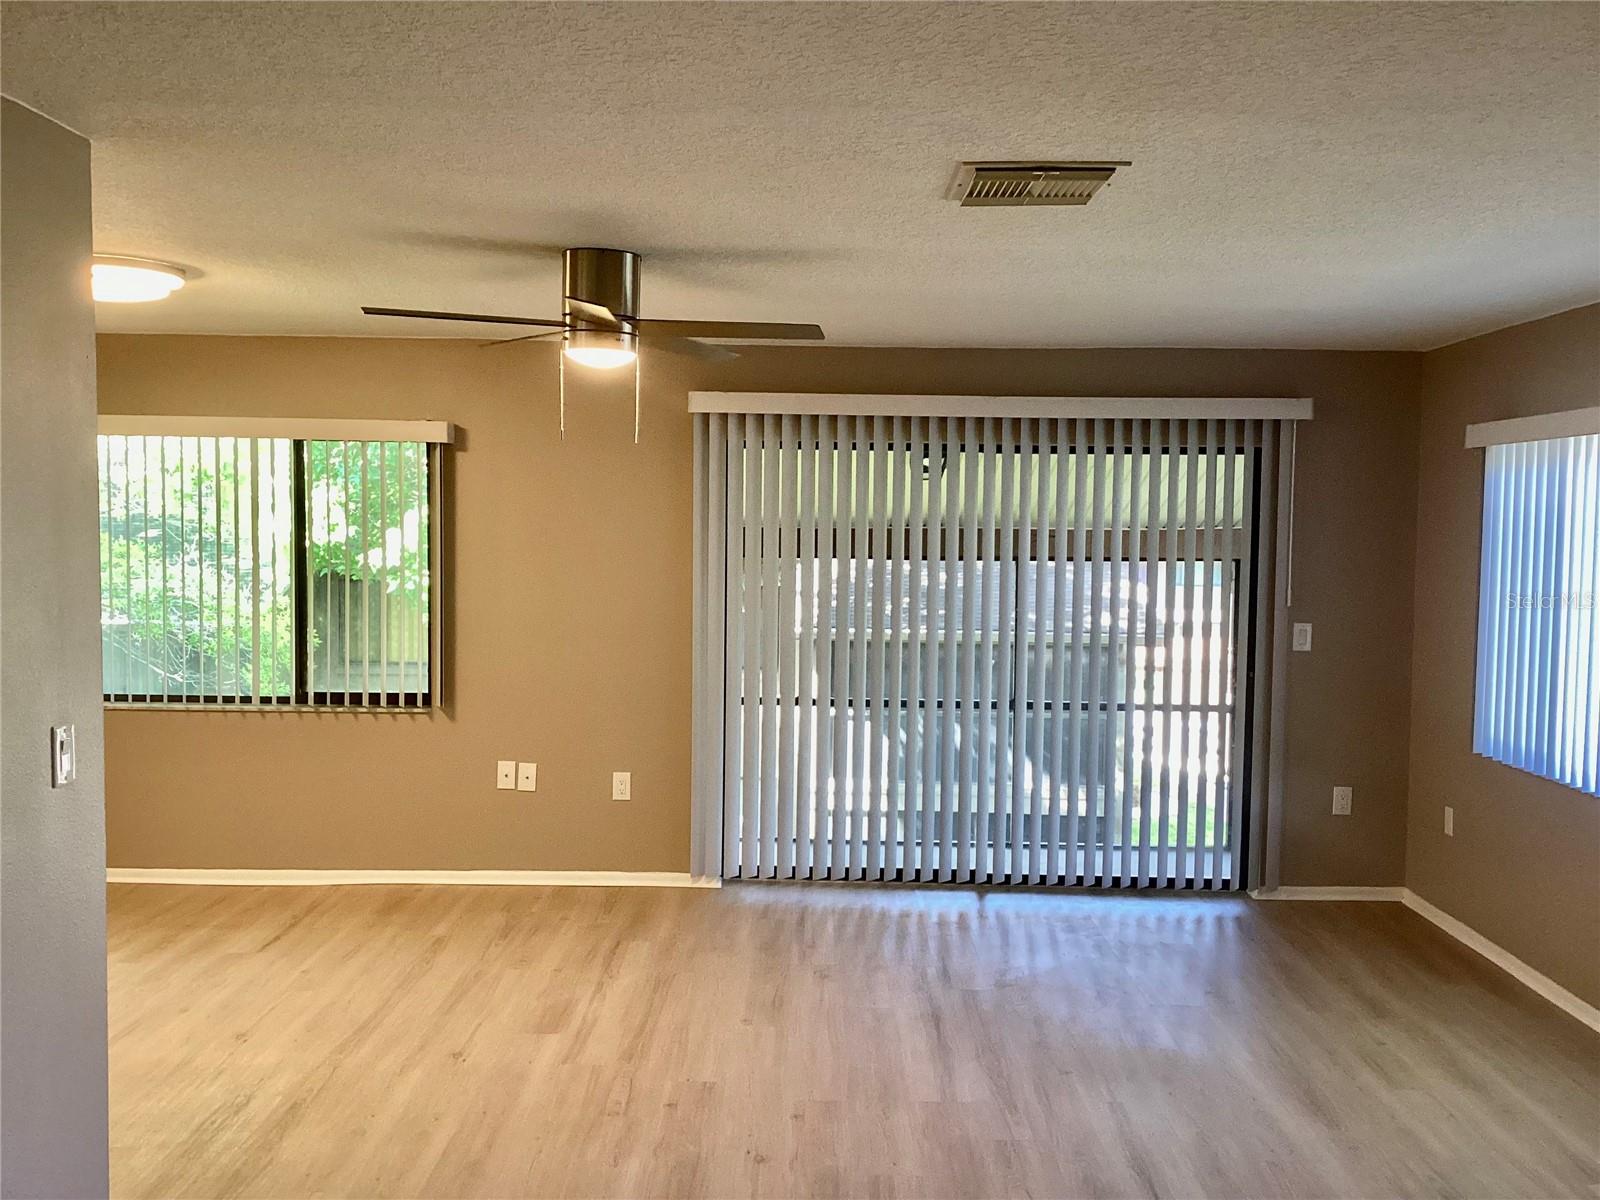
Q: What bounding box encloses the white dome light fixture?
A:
[91,256,186,303]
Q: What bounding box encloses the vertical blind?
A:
[1473,432,1599,795]
[97,430,440,708]
[693,410,1294,888]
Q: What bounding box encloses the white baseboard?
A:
[1400,889,1599,1033]
[1251,883,1598,1032]
[1250,886,1406,901]
[107,868,720,889]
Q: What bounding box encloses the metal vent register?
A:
[954,161,1130,207]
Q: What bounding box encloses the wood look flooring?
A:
[108,883,1599,1200]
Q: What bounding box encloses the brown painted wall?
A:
[98,336,1420,885]
[1407,304,1600,1007]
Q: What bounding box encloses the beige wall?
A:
[1407,304,1600,1008]
[1,99,110,1199]
[98,336,1421,886]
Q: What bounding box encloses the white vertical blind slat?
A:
[723,414,744,872]
[740,416,762,876]
[827,416,851,879]
[1063,418,1090,881]
[1176,418,1202,885]
[1011,419,1036,883]
[866,415,891,878]
[1156,418,1183,884]
[1025,420,1049,885]
[759,415,783,875]
[976,417,1002,881]
[848,415,871,878]
[956,415,982,883]
[903,417,927,879]
[1197,419,1220,887]
[884,416,910,876]
[1137,419,1163,886]
[777,414,800,878]
[939,419,961,883]
[795,413,817,879]
[919,420,945,881]
[1046,419,1071,883]
[994,420,1019,881]
[1216,420,1240,889]
[1117,421,1145,887]
[812,414,838,877]
[1104,419,1129,885]
[1082,418,1108,884]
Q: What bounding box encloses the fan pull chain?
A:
[558,341,566,441]
[633,348,641,445]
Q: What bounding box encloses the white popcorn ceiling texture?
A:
[3,1,1596,349]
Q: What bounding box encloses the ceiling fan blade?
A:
[641,335,741,363]
[563,297,622,327]
[634,319,823,341]
[362,305,566,328]
[479,331,567,348]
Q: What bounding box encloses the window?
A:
[97,420,446,708]
[1473,428,1598,795]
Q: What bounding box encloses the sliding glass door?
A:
[694,409,1292,889]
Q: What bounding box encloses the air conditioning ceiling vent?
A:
[953,161,1130,207]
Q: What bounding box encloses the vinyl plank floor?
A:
[107,884,1600,1199]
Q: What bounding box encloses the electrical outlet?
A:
[611,771,631,801]
[1292,623,1314,652]
[496,760,516,791]
[1444,805,1454,837]
[516,762,538,793]
[1331,785,1352,816]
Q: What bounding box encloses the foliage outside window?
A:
[98,434,434,707]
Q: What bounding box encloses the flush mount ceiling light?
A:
[361,247,824,442]
[91,256,187,303]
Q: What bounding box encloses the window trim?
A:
[98,422,445,712]
[1464,406,1600,449]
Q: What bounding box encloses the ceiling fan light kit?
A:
[361,246,824,443]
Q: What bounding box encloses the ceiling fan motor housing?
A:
[563,247,639,356]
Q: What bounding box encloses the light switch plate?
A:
[611,771,631,801]
[1292,623,1313,652]
[516,762,538,792]
[50,724,75,788]
[496,760,516,791]
[1332,785,1352,816]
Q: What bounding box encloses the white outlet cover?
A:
[516,762,538,792]
[1292,623,1314,652]
[611,771,631,801]
[1332,785,1353,815]
[496,760,517,790]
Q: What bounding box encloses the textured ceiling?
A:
[3,2,1597,349]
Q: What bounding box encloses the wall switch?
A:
[1444,805,1454,836]
[1331,785,1352,816]
[516,762,538,793]
[1292,623,1314,652]
[496,760,517,790]
[611,771,631,801]
[50,724,76,788]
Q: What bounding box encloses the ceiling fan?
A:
[362,246,826,440]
